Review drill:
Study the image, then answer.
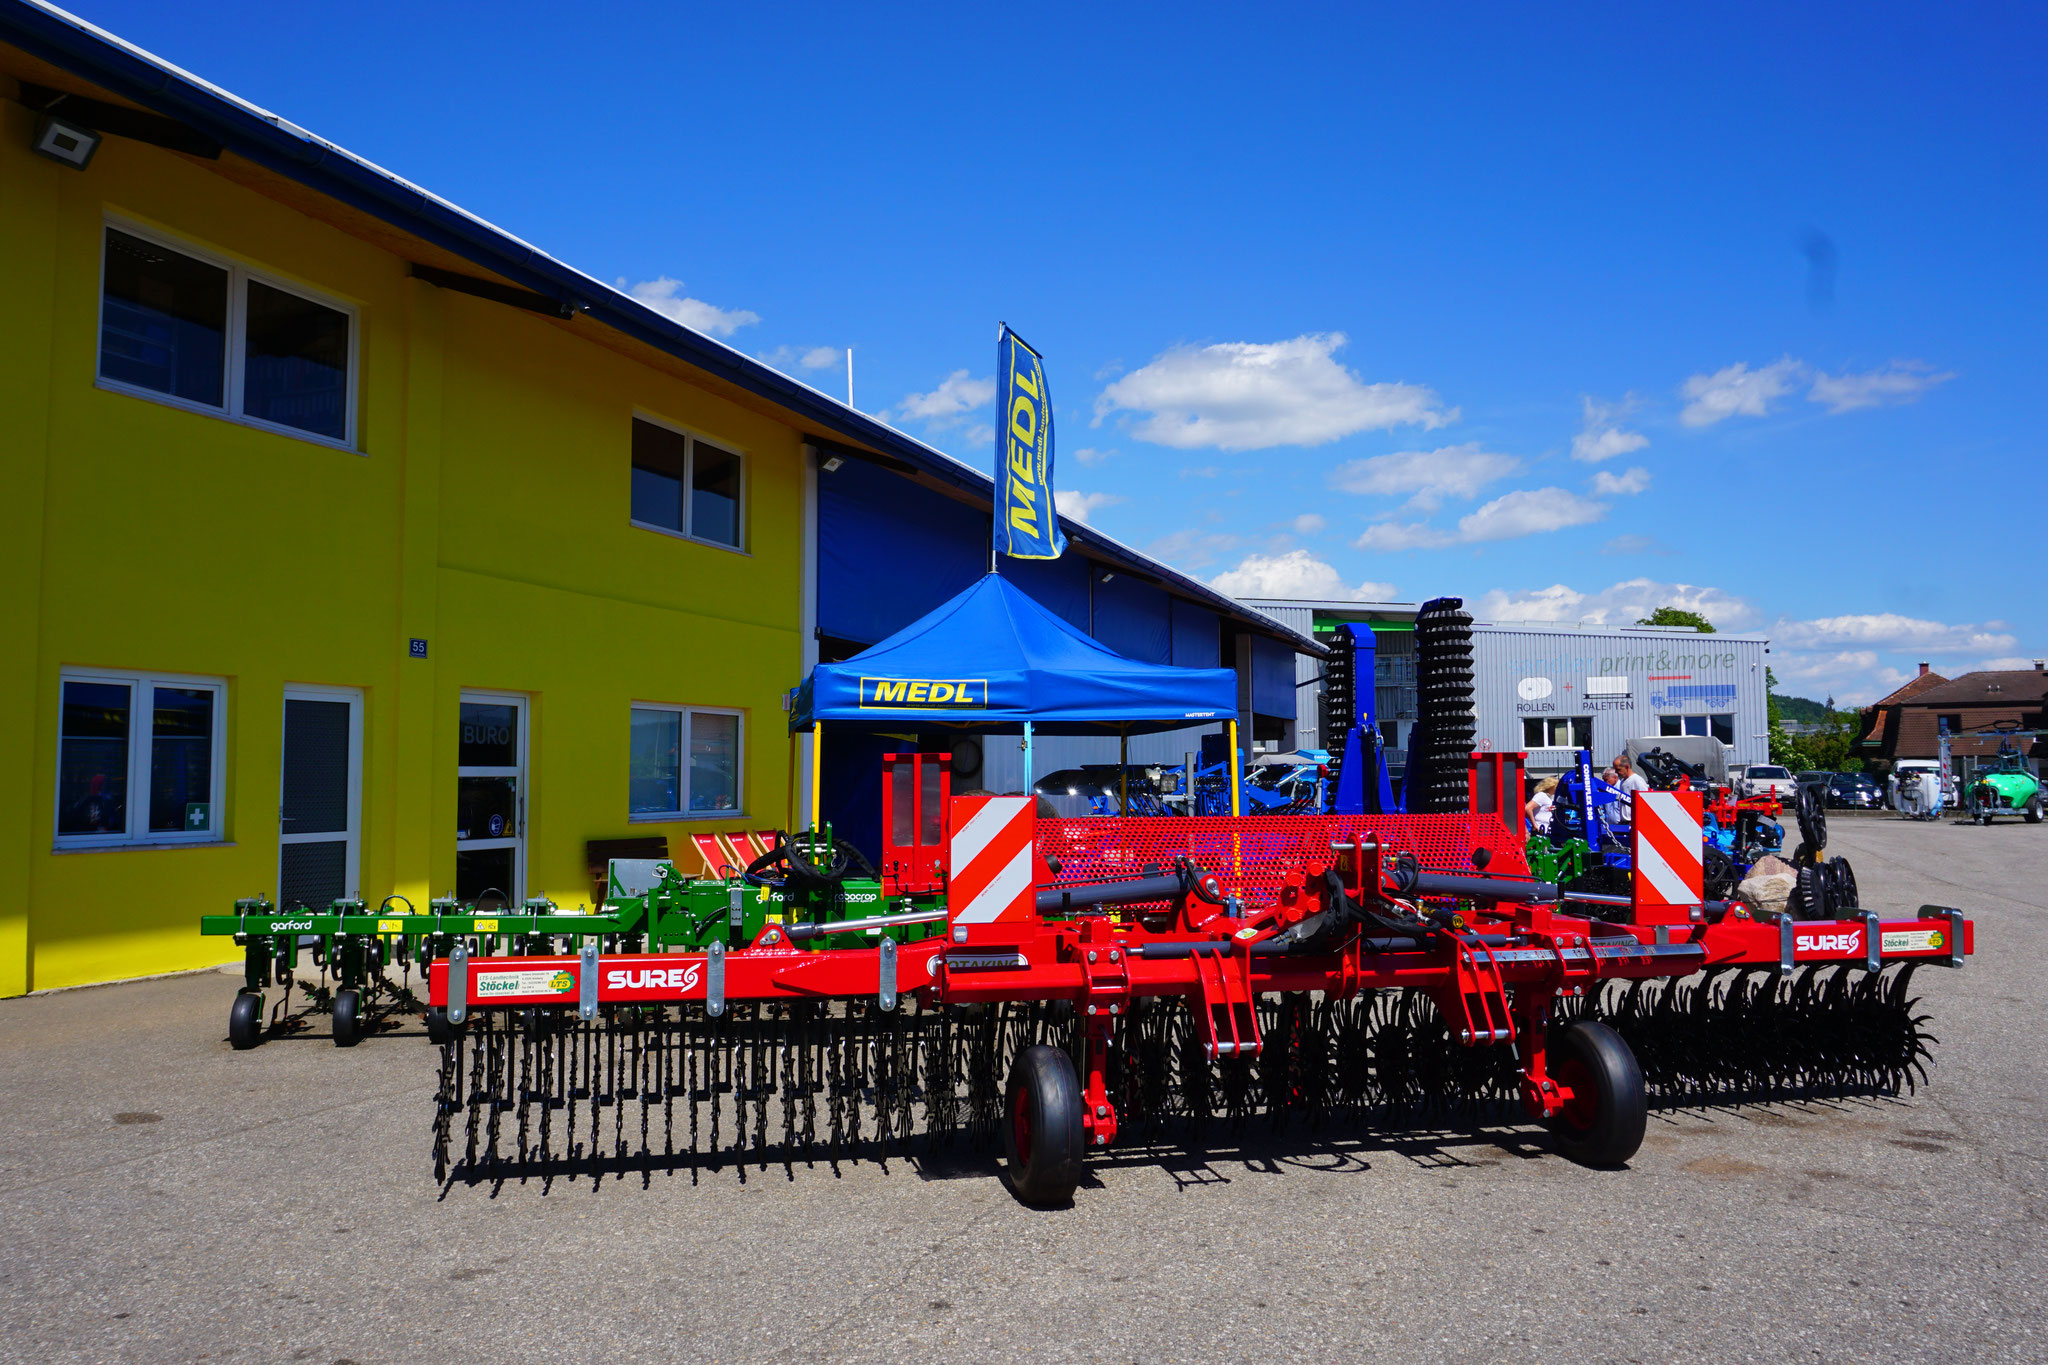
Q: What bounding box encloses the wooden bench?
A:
[584,836,670,908]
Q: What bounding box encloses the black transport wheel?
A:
[2026,796,2043,825]
[228,991,264,1050]
[425,1006,459,1045]
[1002,1044,1085,1206]
[331,988,363,1048]
[1547,1020,1646,1168]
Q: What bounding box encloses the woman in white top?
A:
[1526,775,1559,835]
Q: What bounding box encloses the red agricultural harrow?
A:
[427,774,1971,1204]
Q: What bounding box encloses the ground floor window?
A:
[56,668,225,847]
[1660,713,1735,744]
[630,704,743,817]
[1523,716,1592,749]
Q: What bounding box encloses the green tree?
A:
[1636,606,1716,632]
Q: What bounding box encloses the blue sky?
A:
[72,1,2045,703]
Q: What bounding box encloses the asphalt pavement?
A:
[2,814,2043,1365]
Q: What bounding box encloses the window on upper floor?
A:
[98,222,356,448]
[630,415,745,550]
[56,668,227,848]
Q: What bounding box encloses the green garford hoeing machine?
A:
[202,814,952,1050]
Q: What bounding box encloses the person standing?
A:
[1612,754,1649,820]
[1526,775,1559,835]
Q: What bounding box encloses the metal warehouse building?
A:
[1245,599,1771,778]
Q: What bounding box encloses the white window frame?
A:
[1523,716,1593,751]
[457,690,527,907]
[55,666,228,850]
[628,412,748,554]
[279,684,364,904]
[96,214,361,453]
[627,702,746,821]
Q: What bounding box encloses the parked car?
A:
[1825,772,1884,809]
[1795,770,1834,798]
[1740,764,1798,802]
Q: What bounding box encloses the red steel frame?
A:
[430,805,1976,1147]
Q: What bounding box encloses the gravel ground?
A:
[1,814,2042,1365]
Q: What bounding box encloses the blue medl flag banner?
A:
[994,324,1066,560]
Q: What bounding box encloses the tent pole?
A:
[1119,724,1128,814]
[1023,721,1034,793]
[810,722,822,833]
[1227,720,1242,817]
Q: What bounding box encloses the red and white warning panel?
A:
[1631,789,1704,923]
[947,795,1038,944]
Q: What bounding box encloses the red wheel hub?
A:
[1011,1084,1033,1165]
[1554,1055,1597,1132]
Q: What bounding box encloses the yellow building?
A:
[0,9,846,996]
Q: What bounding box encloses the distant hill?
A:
[1773,694,1838,724]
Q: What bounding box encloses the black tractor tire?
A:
[331,988,363,1048]
[425,1006,461,1045]
[1796,786,1827,852]
[2025,795,2043,824]
[228,991,264,1051]
[1547,1020,1647,1167]
[1793,864,1832,921]
[1002,1044,1085,1206]
[1830,857,1859,910]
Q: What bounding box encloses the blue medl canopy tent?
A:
[791,574,1238,734]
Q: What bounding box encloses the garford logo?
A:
[607,965,703,992]
[271,920,314,931]
[1796,931,1862,955]
[1517,677,1554,702]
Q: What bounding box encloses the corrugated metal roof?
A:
[1,0,1319,657]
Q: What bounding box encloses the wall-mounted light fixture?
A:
[1098,570,1117,584]
[820,454,844,473]
[33,113,99,169]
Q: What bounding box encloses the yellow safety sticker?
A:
[377,919,404,934]
[474,918,499,931]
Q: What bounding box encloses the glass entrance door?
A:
[457,692,524,911]
[278,686,361,910]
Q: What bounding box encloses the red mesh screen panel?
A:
[1035,814,1532,911]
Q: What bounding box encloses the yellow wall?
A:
[0,98,804,994]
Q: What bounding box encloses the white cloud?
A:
[1054,489,1123,524]
[1072,447,1115,466]
[1179,466,1219,478]
[1351,486,1607,550]
[1210,550,1396,602]
[1771,613,2017,654]
[1807,360,1955,413]
[1456,487,1607,542]
[1678,357,1803,426]
[1601,533,1662,555]
[626,277,760,337]
[1572,395,1649,462]
[1354,521,1455,551]
[1590,466,1651,496]
[759,344,843,373]
[1330,443,1520,510]
[1095,333,1453,451]
[891,370,996,427]
[1143,528,1243,570]
[1292,513,1327,535]
[962,424,995,449]
[1473,578,1757,629]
